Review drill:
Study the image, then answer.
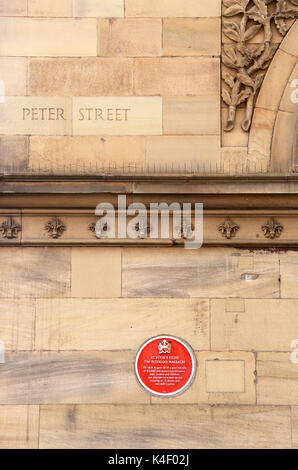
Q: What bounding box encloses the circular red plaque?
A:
[135,335,197,397]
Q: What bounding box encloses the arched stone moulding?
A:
[248,19,298,172]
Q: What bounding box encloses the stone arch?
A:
[248,19,298,173]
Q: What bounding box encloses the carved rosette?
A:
[222,0,298,132]
[0,216,21,239]
[262,217,283,238]
[218,218,240,239]
[45,217,66,239]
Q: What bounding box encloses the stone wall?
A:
[0,246,297,448]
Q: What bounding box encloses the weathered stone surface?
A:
[29,58,133,96]
[135,58,219,96]
[125,0,221,17]
[0,352,148,404]
[0,406,39,449]
[0,136,28,171]
[73,0,124,17]
[257,353,298,405]
[0,0,27,16]
[122,248,279,298]
[146,136,220,167]
[99,18,161,56]
[35,298,209,350]
[163,18,220,56]
[163,97,220,135]
[0,57,27,95]
[39,404,291,449]
[29,136,146,169]
[0,300,35,351]
[0,247,71,298]
[211,299,298,351]
[71,247,121,298]
[198,351,256,404]
[28,0,72,16]
[0,18,97,57]
[280,252,298,298]
[293,407,298,448]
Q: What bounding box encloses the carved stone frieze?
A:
[262,217,283,238]
[222,0,298,132]
[89,220,108,238]
[0,216,21,239]
[45,217,66,239]
[218,218,240,239]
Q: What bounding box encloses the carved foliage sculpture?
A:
[218,218,240,239]
[222,0,298,132]
[0,217,21,239]
[262,217,283,238]
[45,217,66,239]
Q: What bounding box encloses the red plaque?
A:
[135,335,197,397]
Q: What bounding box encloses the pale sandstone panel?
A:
[0,300,35,351]
[163,97,220,135]
[0,18,97,57]
[29,58,133,96]
[280,252,298,298]
[280,63,298,113]
[248,108,276,161]
[271,111,297,171]
[211,299,298,351]
[198,351,256,404]
[0,136,28,171]
[39,404,291,449]
[146,136,220,168]
[257,353,298,405]
[0,247,71,298]
[153,351,255,405]
[73,97,162,136]
[125,0,221,17]
[135,58,219,96]
[0,97,72,136]
[71,247,121,298]
[29,136,146,169]
[35,298,209,351]
[256,50,297,112]
[225,299,245,312]
[98,18,161,56]
[0,0,27,16]
[293,407,298,448]
[28,0,72,16]
[163,18,220,56]
[0,406,39,449]
[122,248,279,298]
[0,58,26,95]
[73,0,124,17]
[280,21,298,58]
[0,352,148,404]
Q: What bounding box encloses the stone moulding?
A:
[222,0,298,132]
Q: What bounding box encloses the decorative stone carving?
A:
[0,216,21,239]
[174,221,194,239]
[89,220,108,238]
[45,217,66,239]
[222,0,298,132]
[135,220,150,239]
[218,218,240,239]
[262,217,283,238]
